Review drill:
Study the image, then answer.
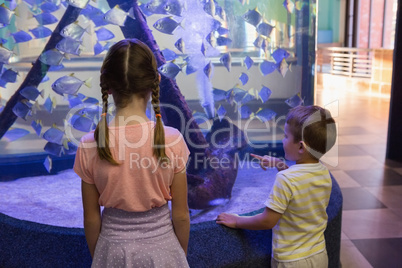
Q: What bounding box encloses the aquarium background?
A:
[0,0,315,159]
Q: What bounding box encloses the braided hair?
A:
[94,39,167,165]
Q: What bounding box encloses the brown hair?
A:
[286,105,337,159]
[94,39,167,165]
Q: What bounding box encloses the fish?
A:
[241,93,255,105]
[29,26,52,39]
[141,0,169,15]
[93,42,104,55]
[31,119,43,136]
[43,156,52,173]
[158,62,181,79]
[161,48,178,61]
[90,13,108,27]
[43,124,64,145]
[185,62,198,75]
[3,128,30,142]
[0,38,7,44]
[239,72,248,86]
[78,104,101,119]
[244,56,254,70]
[174,38,184,53]
[103,41,115,51]
[215,5,226,20]
[283,0,295,13]
[52,74,92,96]
[256,22,274,37]
[203,0,215,18]
[153,16,183,35]
[0,45,13,64]
[104,5,134,26]
[203,61,213,79]
[272,48,290,63]
[11,31,33,43]
[216,36,232,46]
[217,26,229,35]
[43,96,57,113]
[206,32,217,48]
[255,108,277,122]
[217,104,226,120]
[34,13,58,25]
[0,3,14,26]
[260,60,277,76]
[242,8,262,26]
[210,18,222,31]
[61,22,88,41]
[278,58,290,77]
[0,78,6,88]
[81,4,102,18]
[201,42,206,56]
[285,92,304,107]
[67,95,83,108]
[233,88,247,103]
[20,86,44,101]
[12,100,32,120]
[259,86,272,103]
[64,140,78,155]
[39,49,65,66]
[220,52,231,72]
[41,75,50,83]
[56,38,82,55]
[70,114,94,132]
[66,0,89,9]
[1,68,18,83]
[83,96,99,105]
[49,64,65,71]
[164,0,184,17]
[212,88,227,102]
[239,105,252,119]
[95,27,115,41]
[44,141,63,156]
[253,35,264,48]
[40,2,60,13]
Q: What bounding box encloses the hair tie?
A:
[155,114,162,118]
[101,113,107,117]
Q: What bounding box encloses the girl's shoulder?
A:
[163,126,184,139]
[79,131,95,143]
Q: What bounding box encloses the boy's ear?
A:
[298,141,307,154]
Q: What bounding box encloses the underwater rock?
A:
[109,0,247,209]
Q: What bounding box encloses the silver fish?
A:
[31,119,43,136]
[161,48,178,61]
[66,0,89,9]
[51,73,92,96]
[0,3,14,27]
[0,45,13,64]
[20,86,44,101]
[239,72,248,86]
[206,32,216,47]
[203,61,213,79]
[95,27,115,41]
[201,42,207,56]
[61,22,88,41]
[153,16,183,35]
[39,49,65,66]
[256,22,274,37]
[217,104,226,120]
[174,38,184,53]
[43,96,57,113]
[220,52,231,72]
[158,62,181,79]
[56,38,82,56]
[12,100,32,120]
[43,156,52,173]
[259,86,272,103]
[255,108,277,122]
[164,0,184,16]
[285,93,304,107]
[43,124,64,145]
[44,141,63,156]
[278,58,290,77]
[242,8,262,26]
[11,31,32,43]
[239,105,252,119]
[244,56,253,70]
[3,128,30,142]
[203,0,215,18]
[70,114,94,132]
[1,68,18,83]
[104,5,134,26]
[213,88,227,102]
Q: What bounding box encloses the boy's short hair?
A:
[286,105,337,160]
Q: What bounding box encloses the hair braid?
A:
[151,78,168,162]
[94,84,119,165]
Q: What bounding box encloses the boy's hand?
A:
[250,154,289,171]
[216,213,239,229]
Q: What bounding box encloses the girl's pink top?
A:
[74,121,190,212]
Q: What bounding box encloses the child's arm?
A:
[171,171,190,255]
[81,180,101,258]
[216,207,282,230]
[250,153,289,171]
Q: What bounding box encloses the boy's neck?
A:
[295,154,319,165]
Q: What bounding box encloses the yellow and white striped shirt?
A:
[265,162,332,262]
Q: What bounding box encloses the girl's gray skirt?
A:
[91,204,189,268]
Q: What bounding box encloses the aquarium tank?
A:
[0,0,316,214]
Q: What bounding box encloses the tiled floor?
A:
[315,86,402,268]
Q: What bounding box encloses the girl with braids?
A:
[74,39,190,267]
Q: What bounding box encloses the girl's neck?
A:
[111,95,150,126]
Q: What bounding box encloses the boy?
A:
[216,105,337,268]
